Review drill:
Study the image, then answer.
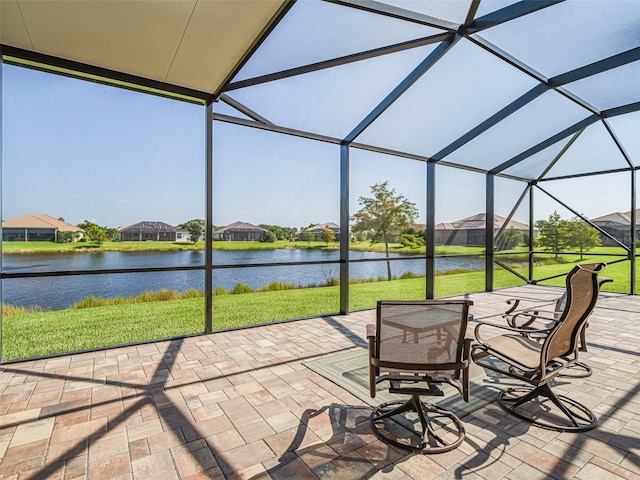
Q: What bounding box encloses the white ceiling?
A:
[0,0,287,96]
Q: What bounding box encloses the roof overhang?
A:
[1,0,288,102]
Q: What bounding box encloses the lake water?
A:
[1,249,485,310]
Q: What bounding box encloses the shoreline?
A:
[1,240,436,256]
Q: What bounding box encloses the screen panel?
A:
[349,148,427,309]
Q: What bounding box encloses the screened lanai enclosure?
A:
[1,0,640,361]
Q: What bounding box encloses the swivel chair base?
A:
[497,383,597,432]
[370,394,465,454]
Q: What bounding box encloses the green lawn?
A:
[1,240,491,255]
[2,255,633,360]
[1,240,338,253]
[2,241,204,253]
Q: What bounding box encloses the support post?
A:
[339,143,350,314]
[0,46,3,361]
[426,162,436,298]
[205,101,214,333]
[631,171,636,294]
[486,174,495,291]
[529,183,535,282]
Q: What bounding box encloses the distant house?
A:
[435,214,531,247]
[213,221,267,241]
[119,221,178,242]
[173,227,192,243]
[301,222,341,242]
[591,209,640,246]
[2,214,84,242]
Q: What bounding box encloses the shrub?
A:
[400,233,424,248]
[400,271,422,279]
[258,281,297,292]
[137,289,181,302]
[71,296,109,309]
[213,287,228,296]
[323,277,339,287]
[230,282,253,294]
[261,231,277,243]
[183,288,203,298]
[2,303,44,316]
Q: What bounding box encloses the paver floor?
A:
[0,285,638,479]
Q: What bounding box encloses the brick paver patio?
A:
[0,285,638,479]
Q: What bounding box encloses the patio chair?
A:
[502,269,611,377]
[367,299,473,453]
[471,262,605,432]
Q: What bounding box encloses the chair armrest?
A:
[474,320,555,344]
[504,298,521,314]
[599,276,613,287]
[366,324,376,339]
[505,310,558,329]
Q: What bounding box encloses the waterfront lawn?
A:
[5,279,420,359]
[1,241,204,253]
[3,287,342,359]
[1,253,631,360]
[1,240,485,255]
[2,240,334,254]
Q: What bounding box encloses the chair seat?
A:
[482,334,541,370]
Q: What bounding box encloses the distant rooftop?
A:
[2,214,84,232]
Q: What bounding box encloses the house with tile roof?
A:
[119,221,183,242]
[300,222,341,242]
[591,209,640,246]
[435,213,531,247]
[213,221,267,241]
[2,214,84,242]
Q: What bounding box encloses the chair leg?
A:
[497,383,597,432]
[370,394,465,454]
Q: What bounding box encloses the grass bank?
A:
[1,240,338,254]
[1,240,489,255]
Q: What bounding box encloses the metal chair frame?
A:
[472,263,606,432]
[367,299,473,453]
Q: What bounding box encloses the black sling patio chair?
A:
[501,270,611,378]
[472,263,605,432]
[367,299,473,453]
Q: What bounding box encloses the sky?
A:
[2,5,638,232]
[2,62,635,231]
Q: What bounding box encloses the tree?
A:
[301,230,315,244]
[181,219,204,243]
[57,231,75,243]
[261,231,276,243]
[535,211,569,257]
[105,227,119,242]
[258,224,298,241]
[496,227,523,251]
[400,226,424,248]
[85,224,109,245]
[400,233,424,248]
[77,220,110,245]
[351,181,418,280]
[321,226,336,245]
[565,217,601,259]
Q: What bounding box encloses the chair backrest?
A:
[374,300,472,378]
[553,274,611,318]
[545,263,605,363]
